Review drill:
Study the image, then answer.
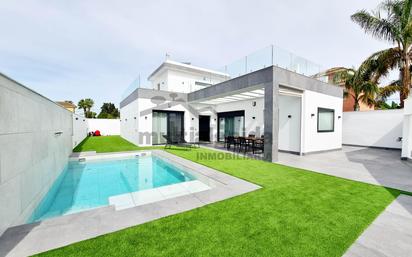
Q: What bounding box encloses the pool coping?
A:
[0,150,261,257]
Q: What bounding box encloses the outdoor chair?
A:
[226,136,235,150]
[233,137,242,151]
[239,137,251,153]
[163,135,192,149]
[252,139,264,154]
[180,138,200,148]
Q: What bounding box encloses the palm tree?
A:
[351,0,412,107]
[77,98,94,117]
[333,63,379,111]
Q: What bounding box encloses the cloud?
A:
[0,0,395,111]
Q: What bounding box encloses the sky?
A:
[0,0,398,113]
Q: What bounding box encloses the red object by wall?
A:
[94,130,101,136]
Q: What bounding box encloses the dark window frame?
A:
[217,110,245,142]
[152,110,185,145]
[317,107,335,133]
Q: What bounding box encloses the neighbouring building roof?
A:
[56,101,77,109]
[313,67,348,85]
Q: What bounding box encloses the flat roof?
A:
[148,60,229,81]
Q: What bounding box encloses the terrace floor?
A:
[278,146,412,192]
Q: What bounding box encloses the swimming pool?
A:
[29,154,196,222]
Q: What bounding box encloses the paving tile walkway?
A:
[278,146,412,192]
[344,195,412,257]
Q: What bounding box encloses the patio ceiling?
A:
[197,89,265,105]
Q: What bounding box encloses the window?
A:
[317,108,334,132]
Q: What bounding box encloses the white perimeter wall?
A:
[72,114,88,148]
[87,119,120,136]
[0,74,73,236]
[402,98,412,159]
[342,109,403,149]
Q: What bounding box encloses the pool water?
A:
[29,155,194,222]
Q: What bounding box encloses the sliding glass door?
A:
[152,111,184,144]
[218,111,245,141]
[168,112,183,143]
[152,112,167,144]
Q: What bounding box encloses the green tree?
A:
[351,0,412,107]
[97,102,120,119]
[376,99,400,109]
[86,111,97,118]
[77,98,94,118]
[333,62,379,111]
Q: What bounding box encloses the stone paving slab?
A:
[0,150,260,257]
[277,146,412,192]
[344,195,412,257]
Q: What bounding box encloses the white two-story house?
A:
[120,47,343,162]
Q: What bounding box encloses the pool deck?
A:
[0,150,261,257]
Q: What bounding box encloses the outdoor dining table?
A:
[231,136,264,153]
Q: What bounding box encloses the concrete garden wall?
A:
[402,98,412,159]
[342,109,404,149]
[0,74,73,236]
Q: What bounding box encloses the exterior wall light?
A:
[134,117,137,119]
[145,116,148,120]
[75,117,78,120]
[252,117,256,119]
[252,101,256,107]
[288,115,292,118]
[191,117,194,120]
[338,116,341,119]
[311,113,315,117]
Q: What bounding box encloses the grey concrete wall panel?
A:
[0,73,73,236]
[264,77,279,162]
[273,66,343,98]
[188,67,273,102]
[120,88,188,108]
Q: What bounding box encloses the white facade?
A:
[302,90,343,153]
[121,97,194,146]
[148,60,228,93]
[121,60,343,158]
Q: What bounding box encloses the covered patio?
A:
[188,65,342,162]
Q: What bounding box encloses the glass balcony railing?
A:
[121,45,328,100]
[217,45,325,80]
[121,76,153,100]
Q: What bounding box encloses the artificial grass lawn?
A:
[38,147,400,257]
[73,135,160,153]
